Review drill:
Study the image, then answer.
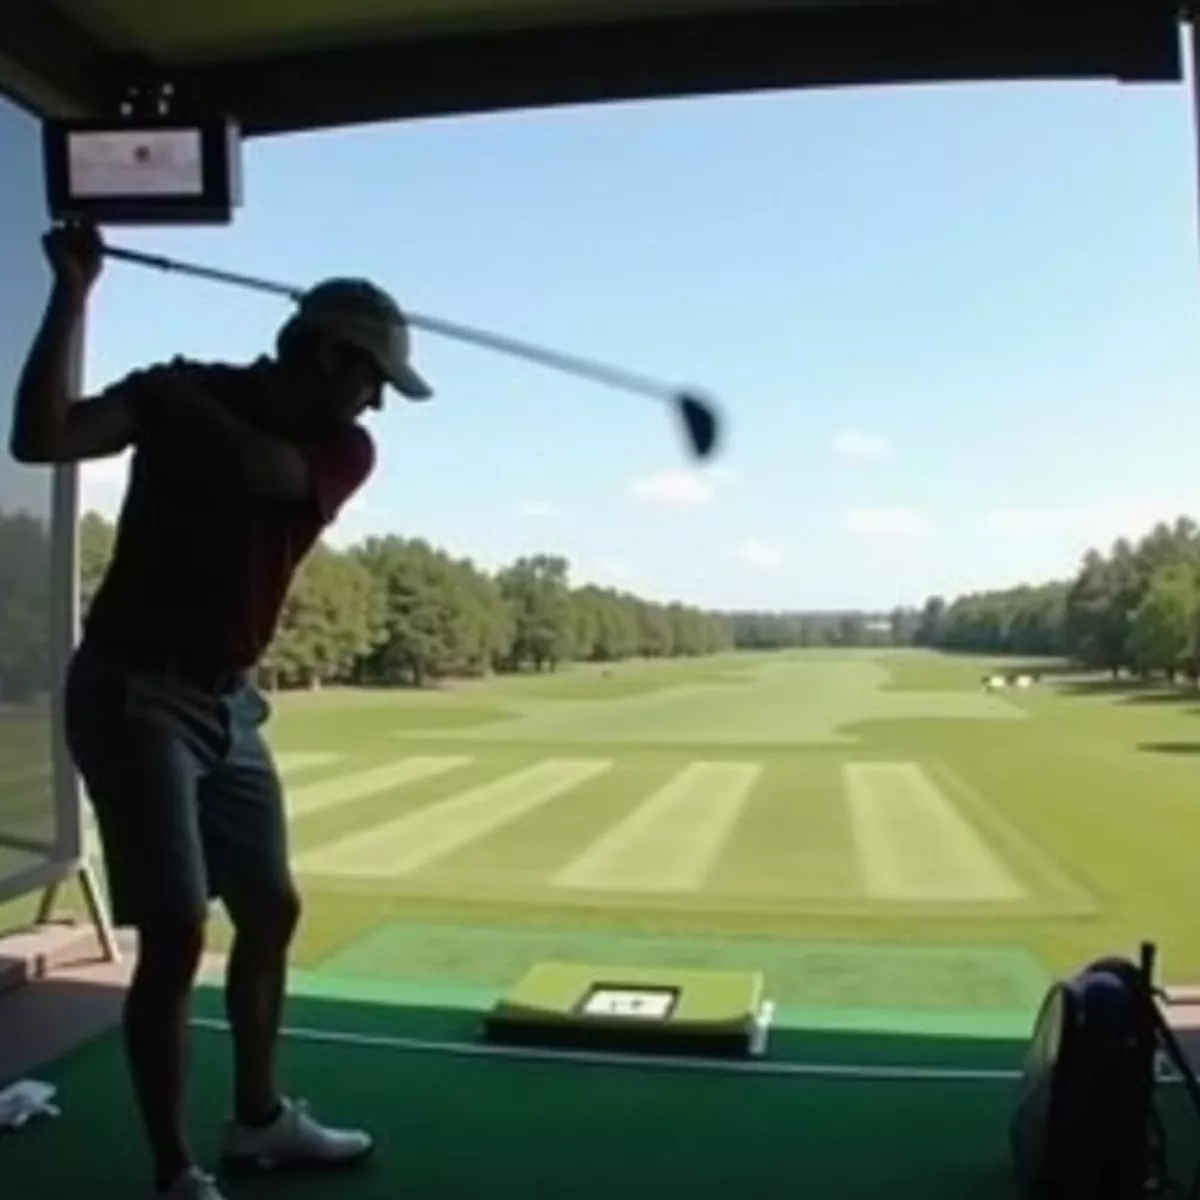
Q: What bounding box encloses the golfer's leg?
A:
[64,652,211,1192]
[203,749,298,1128]
[126,918,207,1190]
[203,684,372,1169]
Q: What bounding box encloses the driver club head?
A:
[676,392,721,460]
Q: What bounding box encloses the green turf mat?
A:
[313,921,1052,1014]
[12,987,1200,1200]
[192,972,1035,1067]
[0,993,1027,1199]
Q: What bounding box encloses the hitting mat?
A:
[313,922,1052,1020]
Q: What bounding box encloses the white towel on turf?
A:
[0,1080,59,1130]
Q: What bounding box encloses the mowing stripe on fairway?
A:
[553,761,762,893]
[0,764,50,790]
[845,762,1026,902]
[286,757,471,817]
[273,751,345,776]
[296,758,613,879]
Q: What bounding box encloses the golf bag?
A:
[1010,943,1200,1199]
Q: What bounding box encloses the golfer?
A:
[8,221,433,1200]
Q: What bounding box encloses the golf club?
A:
[101,244,722,460]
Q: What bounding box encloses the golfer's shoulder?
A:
[179,354,271,397]
[104,354,259,401]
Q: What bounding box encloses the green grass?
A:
[315,923,1052,1015]
[226,650,1200,989]
[12,648,1200,1007]
[0,705,56,894]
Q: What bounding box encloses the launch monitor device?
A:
[483,962,772,1059]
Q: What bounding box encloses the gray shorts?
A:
[63,638,293,931]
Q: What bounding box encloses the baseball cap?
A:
[293,278,433,401]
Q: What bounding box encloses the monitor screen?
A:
[66,128,205,199]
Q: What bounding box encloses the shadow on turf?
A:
[1140,742,1200,757]
[1054,678,1200,707]
[5,982,1042,1199]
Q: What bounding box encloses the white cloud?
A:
[518,500,558,519]
[832,430,891,460]
[735,537,786,570]
[841,506,930,539]
[629,469,714,507]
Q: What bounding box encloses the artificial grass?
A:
[313,921,1052,1016]
[9,980,1200,1200]
[190,966,1039,1059]
[0,984,1031,1200]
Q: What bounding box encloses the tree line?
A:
[907,515,1200,682]
[74,511,893,690]
[23,505,1196,700]
[0,507,907,700]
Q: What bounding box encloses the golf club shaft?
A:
[103,245,302,302]
[102,244,681,404]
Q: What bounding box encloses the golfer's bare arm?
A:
[9,280,310,502]
[8,280,135,464]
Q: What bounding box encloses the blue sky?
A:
[80,71,1200,611]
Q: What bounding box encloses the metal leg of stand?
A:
[34,863,120,964]
[77,862,121,964]
[34,879,62,925]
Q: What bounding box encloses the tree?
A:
[79,510,116,615]
[1065,544,1141,676]
[261,543,378,688]
[352,536,489,686]
[0,508,51,703]
[496,554,575,672]
[1127,565,1200,683]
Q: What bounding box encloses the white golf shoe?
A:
[220,1097,374,1172]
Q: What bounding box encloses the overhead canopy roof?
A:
[0,0,1186,138]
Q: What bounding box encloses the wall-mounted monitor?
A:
[42,116,242,226]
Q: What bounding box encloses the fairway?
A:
[845,762,1026,902]
[270,656,1075,921]
[54,648,1200,1006]
[553,761,761,893]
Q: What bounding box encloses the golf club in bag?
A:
[100,244,723,461]
[1010,941,1200,1200]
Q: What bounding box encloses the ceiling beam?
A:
[0,4,112,118]
[0,1,1183,137]
[180,0,1182,139]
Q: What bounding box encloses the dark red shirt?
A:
[84,358,375,673]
